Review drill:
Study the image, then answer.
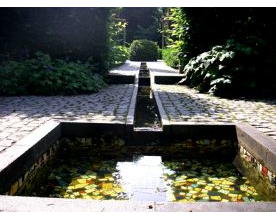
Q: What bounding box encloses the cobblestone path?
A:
[0,84,134,153]
[1,60,276,156]
[149,62,276,141]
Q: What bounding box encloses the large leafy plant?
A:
[0,52,106,96]
[181,40,259,97]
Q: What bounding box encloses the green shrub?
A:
[181,40,259,97]
[162,47,179,68]
[157,46,162,59]
[0,52,106,96]
[108,45,129,69]
[129,39,158,61]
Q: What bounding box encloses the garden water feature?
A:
[134,62,161,129]
[19,151,261,202]
[0,62,276,211]
[7,127,268,203]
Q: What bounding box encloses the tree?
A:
[120,7,163,46]
[0,8,110,73]
[164,7,276,97]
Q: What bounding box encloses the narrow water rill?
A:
[134,62,161,129]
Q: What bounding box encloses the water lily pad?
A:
[102,183,113,190]
[210,196,221,201]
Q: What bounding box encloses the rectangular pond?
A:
[1,121,276,211]
[21,155,261,202]
[6,134,270,203]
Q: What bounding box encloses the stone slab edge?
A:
[151,88,170,134]
[236,123,276,173]
[0,121,61,193]
[126,72,139,133]
[154,75,184,85]
[106,74,135,84]
[0,121,60,172]
[0,195,276,212]
[61,121,126,137]
[169,122,237,139]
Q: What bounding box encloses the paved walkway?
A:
[0,60,275,156]
[112,60,276,141]
[0,84,134,153]
[109,60,140,76]
[154,85,276,140]
[109,60,179,76]
[147,61,179,76]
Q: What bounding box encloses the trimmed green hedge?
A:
[0,52,106,96]
[129,39,158,61]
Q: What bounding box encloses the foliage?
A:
[120,8,163,46]
[181,40,261,97]
[162,8,187,66]
[0,52,106,96]
[107,8,129,69]
[108,45,129,68]
[162,47,179,68]
[164,8,276,97]
[108,8,127,46]
[129,39,158,61]
[0,8,110,74]
[157,46,162,59]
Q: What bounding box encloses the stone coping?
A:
[236,123,276,173]
[151,89,170,132]
[154,75,184,85]
[106,74,135,84]
[126,73,139,131]
[0,121,61,193]
[0,195,276,212]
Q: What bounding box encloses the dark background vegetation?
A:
[0,8,110,73]
[0,7,276,98]
[163,8,276,98]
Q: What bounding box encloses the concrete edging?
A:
[126,72,139,133]
[0,195,276,212]
[106,74,135,84]
[151,88,170,134]
[61,121,126,137]
[236,123,276,173]
[154,75,184,85]
[0,121,61,194]
[170,122,237,139]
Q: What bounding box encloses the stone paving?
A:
[141,61,276,141]
[153,83,276,141]
[109,60,140,76]
[147,61,179,76]
[0,84,134,153]
[1,59,276,157]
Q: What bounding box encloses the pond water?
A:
[134,95,161,129]
[32,155,262,202]
[134,62,161,129]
